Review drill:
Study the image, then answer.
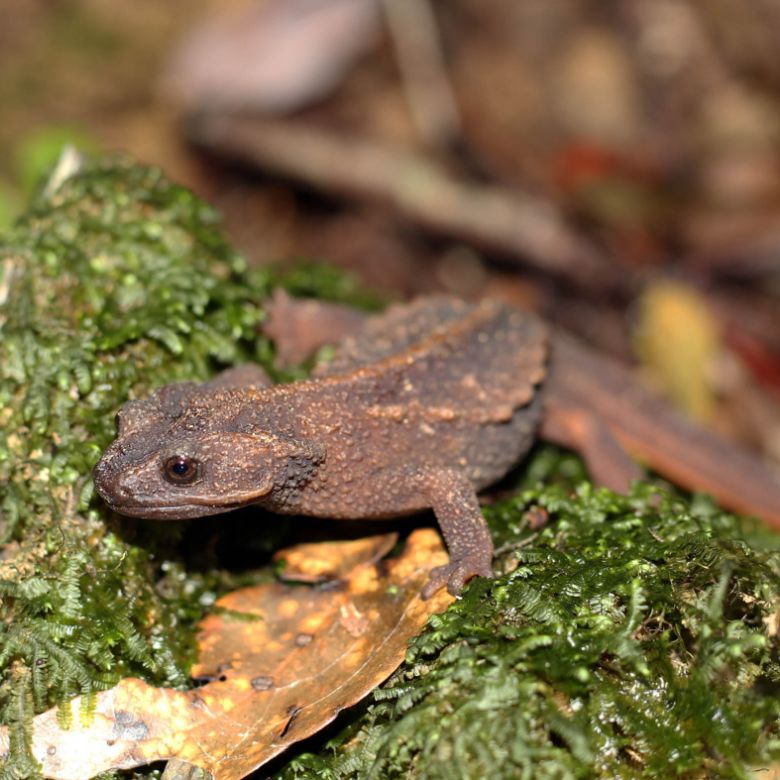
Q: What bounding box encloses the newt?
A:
[94,293,780,597]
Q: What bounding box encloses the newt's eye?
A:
[163,455,201,485]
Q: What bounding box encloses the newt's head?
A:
[93,382,323,519]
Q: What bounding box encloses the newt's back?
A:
[316,297,548,423]
[286,297,549,501]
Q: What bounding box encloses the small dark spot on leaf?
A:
[280,705,302,738]
[192,664,231,685]
[251,675,274,691]
[373,559,391,580]
[112,710,149,741]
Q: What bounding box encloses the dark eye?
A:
[163,455,201,485]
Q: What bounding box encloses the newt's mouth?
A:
[102,490,272,520]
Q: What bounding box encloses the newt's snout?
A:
[93,451,129,510]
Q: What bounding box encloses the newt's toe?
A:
[421,556,493,600]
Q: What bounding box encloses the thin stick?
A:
[192,114,613,289]
[381,0,462,147]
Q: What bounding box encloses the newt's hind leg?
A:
[541,403,642,493]
[263,288,369,367]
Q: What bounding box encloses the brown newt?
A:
[93,293,780,597]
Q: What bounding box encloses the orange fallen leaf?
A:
[0,529,451,780]
[274,531,398,582]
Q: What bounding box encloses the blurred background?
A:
[2,0,780,462]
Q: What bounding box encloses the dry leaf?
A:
[0,529,452,779]
[274,532,398,582]
[161,0,382,114]
[634,281,722,422]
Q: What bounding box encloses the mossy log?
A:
[1,157,779,779]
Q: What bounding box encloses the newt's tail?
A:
[546,332,780,530]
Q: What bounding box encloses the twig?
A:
[191,114,613,290]
[381,0,462,148]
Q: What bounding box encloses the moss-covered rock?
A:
[1,156,779,779]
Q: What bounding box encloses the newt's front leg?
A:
[400,467,494,599]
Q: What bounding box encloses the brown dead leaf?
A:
[0,529,452,780]
[161,0,382,114]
